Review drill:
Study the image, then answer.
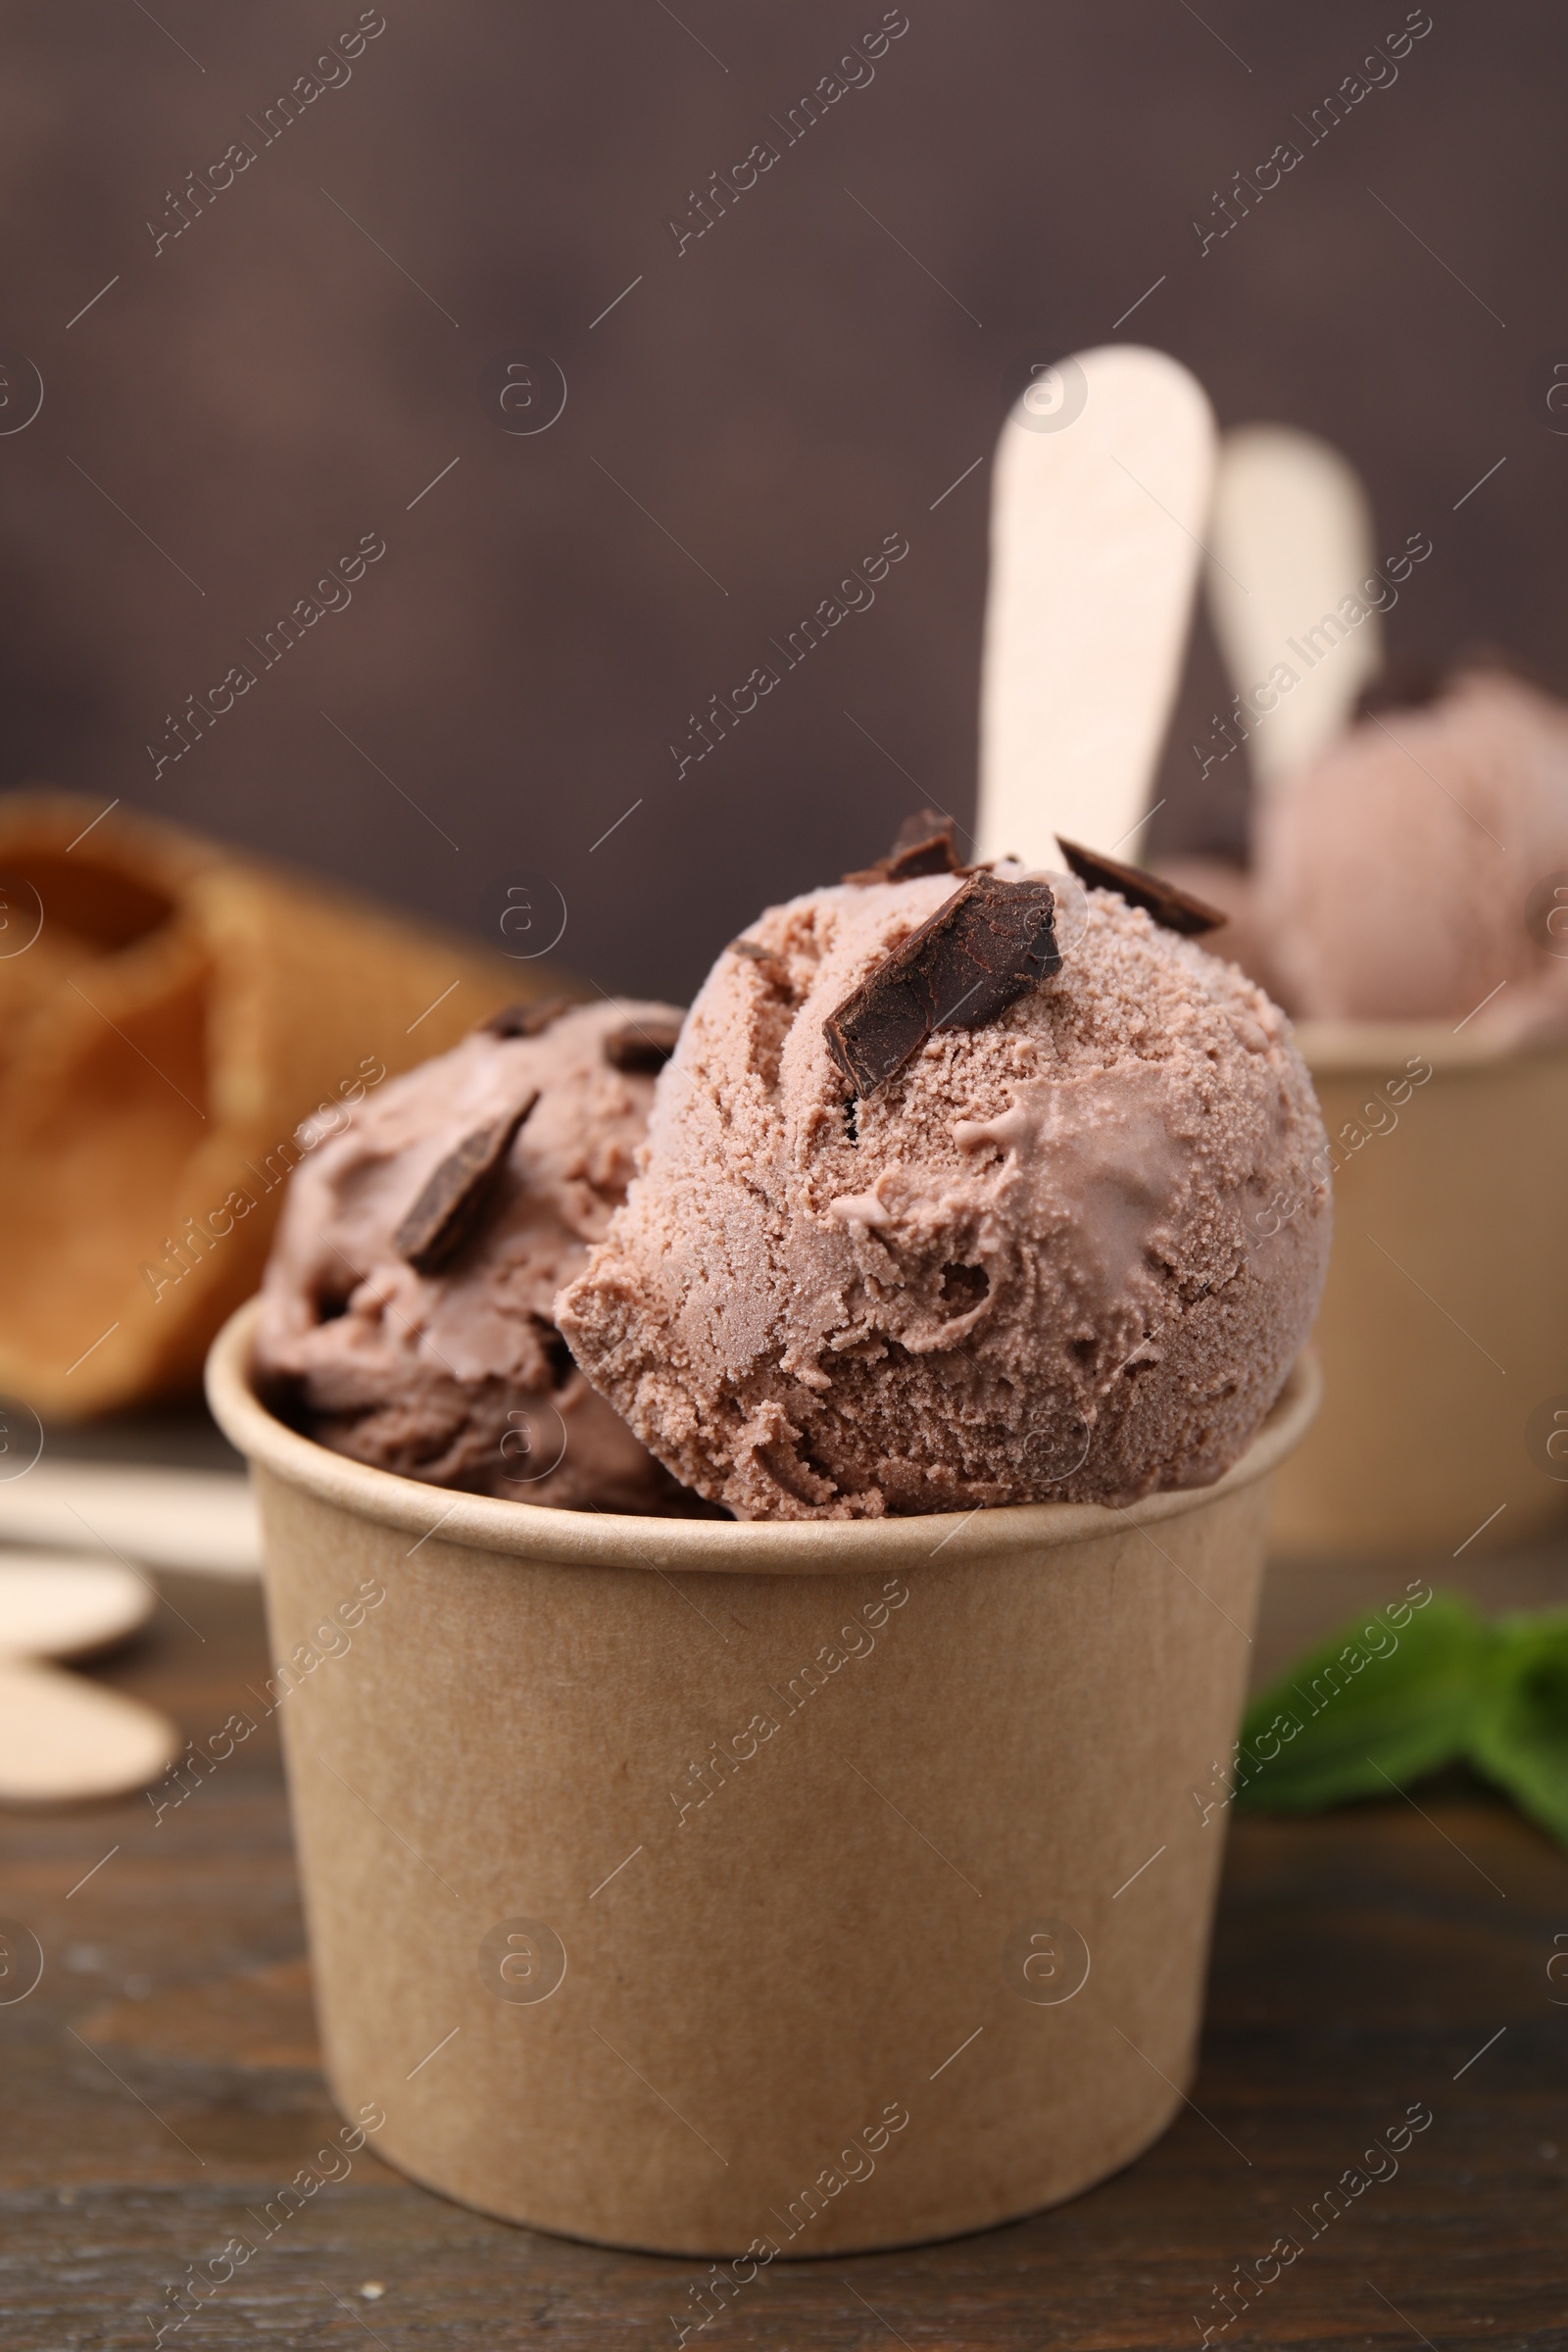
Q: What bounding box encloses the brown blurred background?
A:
[2,0,1564,1005]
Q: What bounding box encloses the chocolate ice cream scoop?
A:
[557,875,1330,1520]
[254,1000,702,1511]
[1253,666,1568,1034]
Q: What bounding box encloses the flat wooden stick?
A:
[0,1657,178,1805]
[0,1553,156,1662]
[0,1462,260,1577]
[1205,423,1381,793]
[977,345,1215,868]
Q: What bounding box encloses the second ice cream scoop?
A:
[254,1000,699,1511]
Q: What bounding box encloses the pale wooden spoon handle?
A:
[0,1657,178,1805]
[978,344,1215,867]
[1205,422,1382,794]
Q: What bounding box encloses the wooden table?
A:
[4,1537,1566,2350]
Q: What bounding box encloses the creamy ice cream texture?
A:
[1252,666,1568,1033]
[254,1000,700,1512]
[557,870,1331,1519]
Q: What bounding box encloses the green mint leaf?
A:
[1468,1612,1568,1845]
[1235,1592,1488,1813]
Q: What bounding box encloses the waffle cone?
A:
[0,792,546,1417]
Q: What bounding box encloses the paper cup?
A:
[1271,1022,1568,1557]
[208,1300,1318,2257]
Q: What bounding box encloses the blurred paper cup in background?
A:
[0,793,535,1419]
[1270,1021,1568,1557]
[208,1298,1317,2257]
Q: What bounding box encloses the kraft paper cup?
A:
[1271,1021,1568,1558]
[208,1299,1318,2258]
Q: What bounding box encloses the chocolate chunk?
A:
[394,1093,539,1275]
[890,808,954,862]
[1054,838,1226,936]
[478,998,571,1038]
[824,873,1060,1096]
[843,810,963,887]
[730,936,797,994]
[1354,657,1445,723]
[604,1015,683,1075]
[1449,640,1552,694]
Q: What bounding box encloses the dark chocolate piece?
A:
[824,872,1060,1096]
[478,998,571,1039]
[729,937,792,990]
[843,810,963,887]
[394,1093,539,1275]
[1449,640,1552,693]
[1353,657,1445,724]
[604,1015,683,1074]
[1054,838,1226,937]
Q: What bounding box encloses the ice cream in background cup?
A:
[1169,662,1568,1557]
[208,841,1326,2253]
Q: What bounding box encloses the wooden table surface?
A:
[3,1535,1567,2351]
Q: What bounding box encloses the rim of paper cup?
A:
[1296,1016,1568,1076]
[207,1298,1319,1575]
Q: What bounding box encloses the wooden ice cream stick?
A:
[0,1461,260,1577]
[976,344,1216,869]
[1204,423,1382,794]
[0,1552,156,1661]
[0,1549,172,1807]
[0,1657,179,1805]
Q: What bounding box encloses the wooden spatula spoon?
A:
[0,1657,178,1805]
[0,1552,155,1662]
[1204,422,1382,793]
[977,344,1216,868]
